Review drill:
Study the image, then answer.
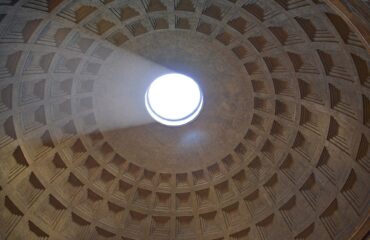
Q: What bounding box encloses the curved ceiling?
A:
[0,0,369,240]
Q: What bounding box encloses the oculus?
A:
[145,73,203,126]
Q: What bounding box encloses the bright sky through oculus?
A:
[145,73,203,126]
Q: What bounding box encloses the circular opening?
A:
[145,73,203,126]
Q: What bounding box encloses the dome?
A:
[0,0,369,239]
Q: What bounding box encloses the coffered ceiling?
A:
[0,0,369,239]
